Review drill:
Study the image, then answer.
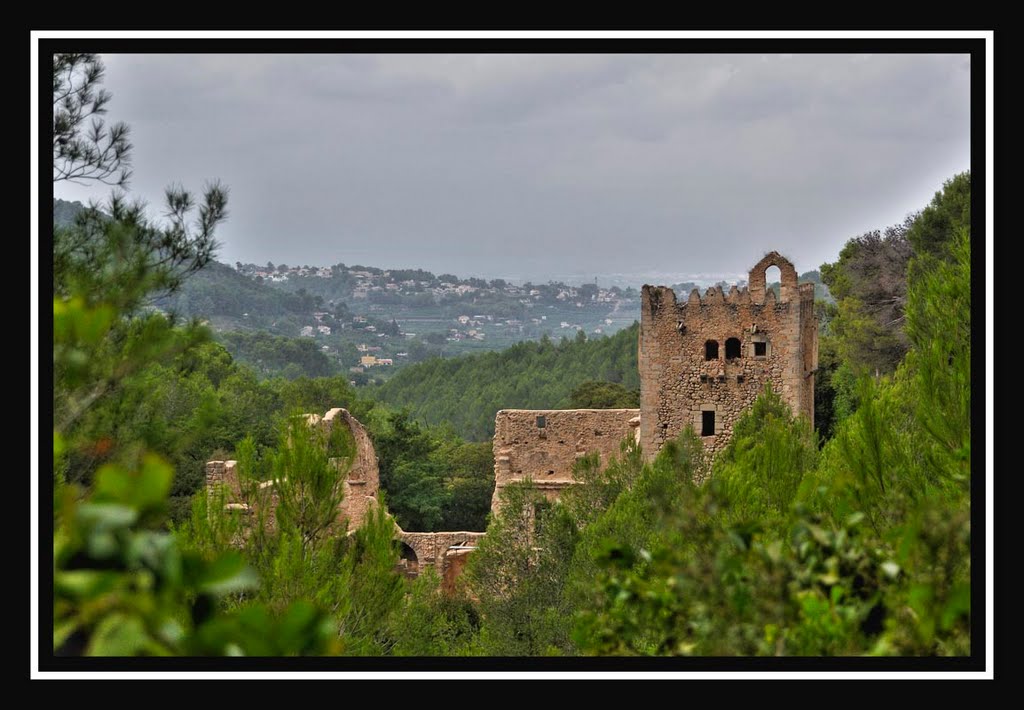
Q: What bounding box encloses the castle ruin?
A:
[639,251,817,464]
[206,251,817,582]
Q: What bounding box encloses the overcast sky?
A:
[54,52,970,284]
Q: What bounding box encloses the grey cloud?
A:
[53,52,971,283]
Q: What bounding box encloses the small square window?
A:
[701,410,715,437]
[536,415,546,428]
[754,342,767,357]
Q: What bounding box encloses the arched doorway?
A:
[397,541,419,579]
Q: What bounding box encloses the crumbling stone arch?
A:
[397,529,486,580]
[748,251,798,304]
[397,541,419,579]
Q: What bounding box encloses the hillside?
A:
[159,260,321,323]
[373,324,641,441]
[54,198,87,227]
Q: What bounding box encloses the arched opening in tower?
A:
[725,337,742,359]
[765,265,782,299]
[397,542,420,579]
[704,340,719,360]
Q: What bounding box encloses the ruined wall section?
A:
[798,282,818,421]
[639,251,815,465]
[322,407,380,530]
[205,407,380,533]
[491,408,640,511]
[398,530,486,580]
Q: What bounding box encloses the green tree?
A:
[269,416,354,548]
[50,53,346,658]
[53,436,339,656]
[712,384,818,528]
[464,481,580,655]
[819,221,914,377]
[569,380,640,409]
[53,53,132,187]
[906,172,971,262]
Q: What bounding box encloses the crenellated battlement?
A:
[652,283,806,311]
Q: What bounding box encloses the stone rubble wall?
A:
[323,407,381,530]
[491,408,640,511]
[397,530,487,573]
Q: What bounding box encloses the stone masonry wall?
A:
[398,530,487,579]
[491,408,640,511]
[323,407,381,530]
[639,251,816,468]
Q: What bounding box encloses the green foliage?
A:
[569,380,640,409]
[903,228,971,489]
[332,503,406,655]
[180,420,406,656]
[878,502,970,655]
[220,330,338,379]
[271,415,352,547]
[54,452,338,656]
[464,481,580,655]
[564,432,702,623]
[559,436,647,529]
[812,327,859,441]
[53,54,132,187]
[55,190,226,316]
[375,323,641,440]
[388,568,481,656]
[713,385,817,528]
[906,172,971,262]
[434,439,495,532]
[819,221,913,377]
[802,230,970,529]
[371,411,494,531]
[574,454,964,657]
[814,171,971,444]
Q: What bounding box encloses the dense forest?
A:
[159,260,325,322]
[51,54,973,659]
[373,326,641,441]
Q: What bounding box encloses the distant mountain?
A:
[157,260,323,322]
[53,198,87,227]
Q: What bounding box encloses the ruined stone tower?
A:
[638,251,817,464]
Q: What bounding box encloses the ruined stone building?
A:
[207,251,816,581]
[205,407,382,533]
[205,407,483,585]
[491,408,640,511]
[490,251,816,492]
[639,251,817,463]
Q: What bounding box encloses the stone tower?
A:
[638,251,817,464]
